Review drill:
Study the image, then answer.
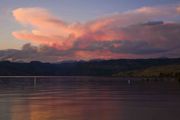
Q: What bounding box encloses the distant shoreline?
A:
[0,58,180,77]
[0,76,178,80]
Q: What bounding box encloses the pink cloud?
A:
[11,5,180,60]
[12,31,76,50]
[13,8,85,40]
[74,50,138,60]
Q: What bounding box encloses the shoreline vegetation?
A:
[113,64,180,81]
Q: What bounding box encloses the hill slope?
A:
[114,64,180,78]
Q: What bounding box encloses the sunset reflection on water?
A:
[0,77,180,120]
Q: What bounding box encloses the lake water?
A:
[0,76,180,120]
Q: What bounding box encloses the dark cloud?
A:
[110,40,167,54]
[72,40,167,55]
[71,22,180,56]
[142,21,164,26]
[0,44,75,62]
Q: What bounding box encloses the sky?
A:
[0,0,180,62]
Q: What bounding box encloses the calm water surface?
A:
[0,77,180,120]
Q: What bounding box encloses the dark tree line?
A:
[0,58,180,76]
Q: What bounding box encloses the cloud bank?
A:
[1,4,180,62]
